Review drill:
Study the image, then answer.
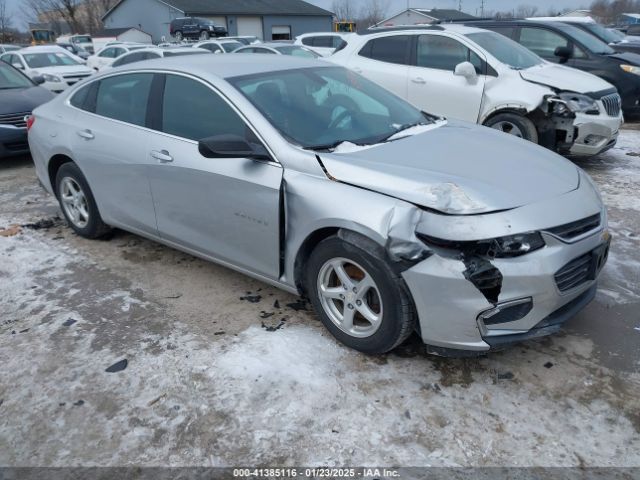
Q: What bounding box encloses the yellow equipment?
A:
[334,21,356,33]
[30,29,56,45]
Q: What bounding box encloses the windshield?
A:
[466,31,542,69]
[580,22,621,44]
[23,52,80,67]
[0,62,33,89]
[554,22,615,54]
[274,46,320,58]
[221,41,243,52]
[230,66,431,149]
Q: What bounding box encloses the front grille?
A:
[546,214,601,241]
[555,242,609,293]
[0,112,30,128]
[63,74,91,85]
[555,253,592,292]
[601,93,621,117]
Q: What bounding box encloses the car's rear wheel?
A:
[200,30,211,40]
[305,236,415,354]
[484,113,538,143]
[174,31,183,41]
[55,163,110,239]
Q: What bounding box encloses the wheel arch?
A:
[292,224,387,296]
[480,106,532,125]
[48,154,74,197]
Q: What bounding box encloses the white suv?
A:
[329,24,623,157]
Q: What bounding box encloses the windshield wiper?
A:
[379,121,430,143]
[304,140,353,152]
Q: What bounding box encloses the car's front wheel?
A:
[55,162,111,239]
[484,112,539,144]
[305,235,415,354]
[174,31,183,41]
[200,30,211,40]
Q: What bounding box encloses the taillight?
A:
[26,115,35,131]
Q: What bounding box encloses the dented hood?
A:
[519,63,614,93]
[318,121,580,215]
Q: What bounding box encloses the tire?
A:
[305,235,415,354]
[55,163,111,239]
[174,31,183,41]
[200,30,211,40]
[484,112,539,144]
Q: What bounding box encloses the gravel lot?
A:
[0,129,639,467]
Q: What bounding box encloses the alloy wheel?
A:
[491,121,524,138]
[60,177,89,228]
[317,257,383,338]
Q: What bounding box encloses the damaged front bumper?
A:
[399,177,609,355]
[565,110,622,157]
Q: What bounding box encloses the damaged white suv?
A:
[329,24,623,157]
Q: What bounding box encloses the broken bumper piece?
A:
[402,226,610,355]
[567,111,621,157]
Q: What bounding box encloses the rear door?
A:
[146,73,283,278]
[68,73,158,235]
[350,34,412,99]
[407,33,486,122]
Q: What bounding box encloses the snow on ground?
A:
[0,131,639,467]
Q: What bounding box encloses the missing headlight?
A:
[417,232,545,259]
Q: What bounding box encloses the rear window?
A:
[359,35,410,65]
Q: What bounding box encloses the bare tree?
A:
[516,5,539,17]
[332,0,357,21]
[0,0,11,42]
[358,0,389,28]
[25,0,82,33]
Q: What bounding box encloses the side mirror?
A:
[554,46,572,62]
[33,75,45,85]
[198,134,270,160]
[454,61,477,80]
[214,49,223,54]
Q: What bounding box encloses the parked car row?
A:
[25,55,611,355]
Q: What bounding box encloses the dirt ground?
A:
[0,128,638,467]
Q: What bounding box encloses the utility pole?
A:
[480,0,485,17]
[459,0,462,11]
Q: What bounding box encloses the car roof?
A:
[365,23,487,35]
[112,53,328,79]
[251,42,305,48]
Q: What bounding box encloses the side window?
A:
[312,36,334,48]
[114,48,126,57]
[301,37,313,46]
[1,54,12,65]
[202,43,222,53]
[486,26,515,39]
[359,35,411,65]
[162,74,247,141]
[519,27,569,58]
[417,35,472,71]
[332,36,344,48]
[99,48,114,58]
[70,83,92,110]
[254,48,276,54]
[95,73,153,126]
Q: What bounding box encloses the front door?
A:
[146,73,282,278]
[407,33,486,122]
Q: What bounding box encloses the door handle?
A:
[411,77,427,84]
[151,150,174,163]
[77,129,94,140]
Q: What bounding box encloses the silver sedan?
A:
[28,55,610,355]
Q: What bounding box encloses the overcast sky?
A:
[4,0,593,28]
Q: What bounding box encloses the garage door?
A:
[205,16,227,28]
[272,25,291,41]
[237,16,264,39]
